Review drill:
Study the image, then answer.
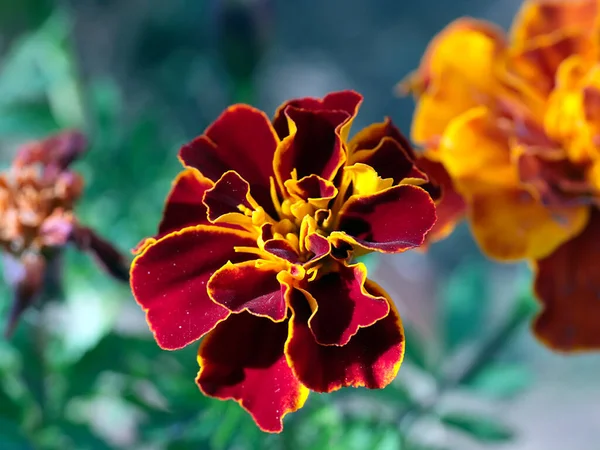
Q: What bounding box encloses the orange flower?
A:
[402,0,600,351]
[1,131,129,336]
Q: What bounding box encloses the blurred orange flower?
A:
[402,0,600,351]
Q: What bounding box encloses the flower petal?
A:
[203,170,254,223]
[196,312,309,433]
[130,225,257,350]
[511,0,597,43]
[285,280,404,392]
[272,90,363,140]
[469,187,590,260]
[438,106,519,192]
[158,169,213,236]
[508,31,595,96]
[404,19,507,144]
[333,184,436,253]
[349,136,417,184]
[284,174,337,202]
[533,207,600,351]
[302,263,389,346]
[179,105,279,213]
[349,117,415,159]
[414,156,467,243]
[274,107,348,190]
[263,239,300,263]
[207,261,288,321]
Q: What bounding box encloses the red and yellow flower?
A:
[403,0,600,351]
[130,90,438,432]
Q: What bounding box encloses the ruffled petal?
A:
[508,30,595,96]
[263,239,300,263]
[438,106,519,193]
[130,225,257,350]
[272,90,363,140]
[274,107,347,190]
[302,263,389,346]
[349,136,417,184]
[510,0,597,44]
[349,117,415,159]
[207,261,288,321]
[533,207,600,351]
[333,184,436,253]
[179,105,279,213]
[285,280,404,393]
[158,169,213,236]
[405,19,508,144]
[203,170,254,224]
[196,312,309,433]
[415,156,467,243]
[469,188,590,260]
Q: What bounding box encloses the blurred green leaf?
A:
[57,421,112,450]
[466,363,533,399]
[65,332,160,398]
[442,260,489,351]
[0,418,34,450]
[440,412,514,442]
[0,384,23,421]
[12,324,46,414]
[403,324,429,371]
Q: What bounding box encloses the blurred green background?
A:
[0,1,599,449]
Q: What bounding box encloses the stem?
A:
[397,295,534,437]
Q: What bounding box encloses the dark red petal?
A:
[272,90,363,139]
[349,117,416,159]
[203,171,253,222]
[179,105,279,213]
[306,233,330,261]
[158,169,213,236]
[130,226,257,350]
[263,239,300,263]
[303,263,389,346]
[285,280,404,392]
[414,157,467,243]
[208,261,288,321]
[196,312,309,433]
[285,174,337,201]
[335,184,437,252]
[274,107,347,188]
[350,137,416,184]
[533,208,600,351]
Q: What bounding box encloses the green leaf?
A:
[442,260,489,351]
[0,418,34,450]
[466,363,533,399]
[439,412,514,442]
[0,103,59,138]
[403,324,429,371]
[57,422,112,450]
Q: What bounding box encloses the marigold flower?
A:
[402,0,600,351]
[1,131,129,336]
[130,90,438,432]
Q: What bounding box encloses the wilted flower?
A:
[1,131,129,336]
[402,0,600,351]
[131,90,438,432]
